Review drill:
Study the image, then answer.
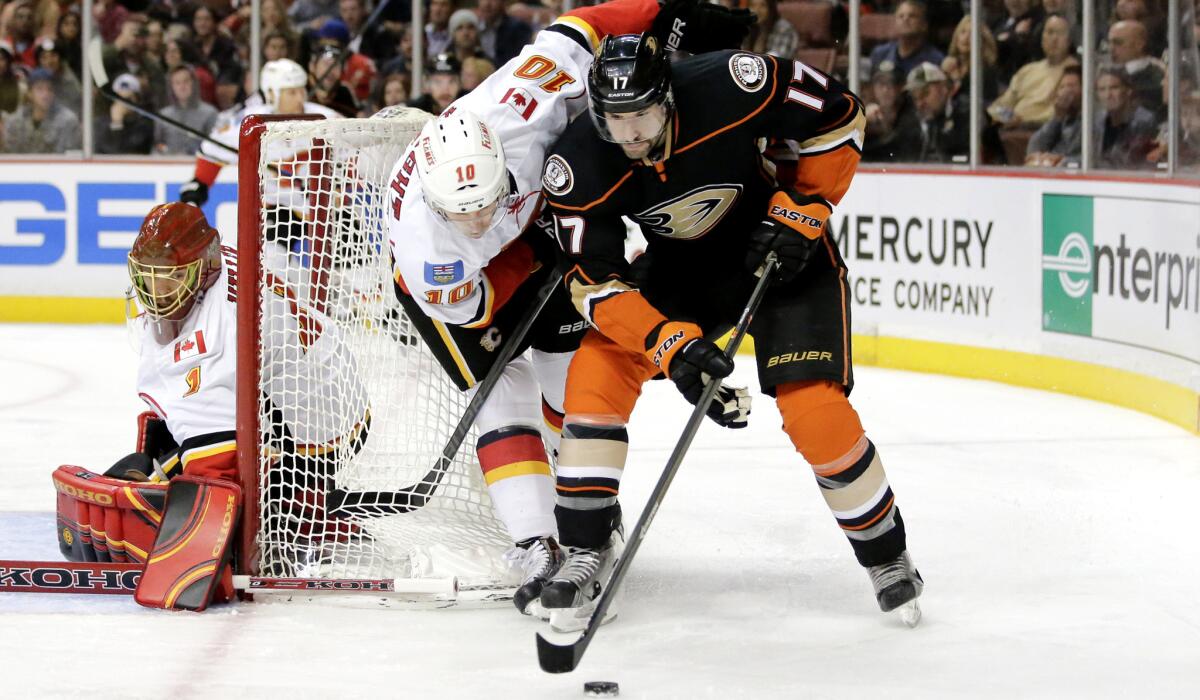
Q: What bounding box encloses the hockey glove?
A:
[179,179,209,207]
[652,0,755,54]
[646,321,749,428]
[745,189,831,283]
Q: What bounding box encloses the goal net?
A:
[235,111,518,599]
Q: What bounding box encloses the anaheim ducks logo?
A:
[632,185,743,240]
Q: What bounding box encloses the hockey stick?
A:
[85,36,239,156]
[326,268,566,518]
[0,560,142,595]
[536,252,780,674]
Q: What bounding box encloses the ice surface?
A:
[2,324,1198,698]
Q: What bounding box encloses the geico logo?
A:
[53,482,115,506]
[0,181,235,266]
[211,494,237,557]
[766,350,833,367]
[559,320,588,334]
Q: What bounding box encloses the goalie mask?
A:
[414,108,515,238]
[127,203,221,323]
[260,58,308,111]
[588,33,674,160]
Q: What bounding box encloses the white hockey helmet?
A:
[260,58,308,110]
[414,108,513,237]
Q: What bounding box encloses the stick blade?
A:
[536,632,583,673]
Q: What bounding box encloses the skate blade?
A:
[897,599,921,628]
[548,600,618,633]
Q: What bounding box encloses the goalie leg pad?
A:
[777,381,907,567]
[135,475,241,611]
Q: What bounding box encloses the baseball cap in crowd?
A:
[429,52,461,76]
[113,72,142,95]
[905,62,948,91]
[27,67,55,86]
[448,9,479,34]
[317,19,351,46]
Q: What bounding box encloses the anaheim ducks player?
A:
[127,202,369,574]
[178,58,343,210]
[386,0,752,616]
[537,35,924,627]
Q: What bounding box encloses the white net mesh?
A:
[249,112,517,593]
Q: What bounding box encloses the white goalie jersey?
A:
[133,246,368,477]
[386,21,600,329]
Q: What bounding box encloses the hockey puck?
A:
[583,681,619,697]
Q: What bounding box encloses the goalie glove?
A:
[652,0,755,54]
[745,189,831,283]
[179,179,209,207]
[645,321,750,429]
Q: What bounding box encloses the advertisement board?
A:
[1,161,1196,428]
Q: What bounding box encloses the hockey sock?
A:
[554,421,628,549]
[777,381,907,567]
[477,426,557,542]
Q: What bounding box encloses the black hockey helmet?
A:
[587,33,674,147]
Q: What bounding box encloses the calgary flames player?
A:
[537,35,924,627]
[177,58,342,211]
[386,0,751,616]
[54,203,368,610]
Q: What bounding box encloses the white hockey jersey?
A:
[134,246,368,478]
[386,22,599,329]
[198,100,344,211]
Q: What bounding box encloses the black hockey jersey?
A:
[541,49,866,355]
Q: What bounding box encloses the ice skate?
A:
[510,536,564,617]
[868,550,923,627]
[540,529,624,633]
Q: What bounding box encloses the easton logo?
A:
[651,330,686,368]
[770,205,823,230]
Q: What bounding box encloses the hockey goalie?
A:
[53,202,369,610]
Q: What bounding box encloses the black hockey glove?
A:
[652,0,755,54]
[745,189,831,283]
[179,179,209,207]
[646,321,749,428]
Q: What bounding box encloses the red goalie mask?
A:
[127,203,221,321]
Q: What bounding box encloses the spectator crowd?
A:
[854,0,1195,170]
[0,0,555,154]
[0,0,1192,171]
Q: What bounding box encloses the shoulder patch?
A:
[542,155,574,197]
[728,53,768,93]
[424,260,465,286]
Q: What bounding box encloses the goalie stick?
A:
[535,253,780,674]
[326,268,566,517]
[85,36,239,157]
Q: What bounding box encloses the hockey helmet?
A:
[260,58,308,110]
[587,33,674,150]
[127,203,221,321]
[414,108,514,237]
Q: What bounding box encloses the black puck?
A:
[583,680,619,697]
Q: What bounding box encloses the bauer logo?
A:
[1041,194,1093,337]
[425,260,464,285]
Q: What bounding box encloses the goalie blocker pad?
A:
[135,475,241,611]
